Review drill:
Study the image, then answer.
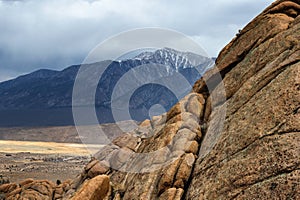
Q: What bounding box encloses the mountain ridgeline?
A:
[0,48,214,126]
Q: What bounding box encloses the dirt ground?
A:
[0,140,104,183]
[0,123,136,184]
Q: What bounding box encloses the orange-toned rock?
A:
[19,178,34,187]
[157,158,181,195]
[186,0,300,199]
[88,161,110,178]
[158,188,184,200]
[71,175,110,200]
[173,153,195,188]
[0,183,17,194]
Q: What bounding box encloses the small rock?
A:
[88,161,109,178]
[84,159,99,172]
[71,175,110,200]
[184,141,199,154]
[19,178,34,187]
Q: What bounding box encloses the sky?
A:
[0,0,274,82]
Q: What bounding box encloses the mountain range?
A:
[0,48,214,126]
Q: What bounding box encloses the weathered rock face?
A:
[69,1,300,198]
[187,0,300,199]
[1,0,299,199]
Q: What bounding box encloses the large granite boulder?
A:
[187,0,300,199]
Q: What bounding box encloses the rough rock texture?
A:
[67,2,300,198]
[71,175,109,200]
[1,180,55,200]
[1,0,299,199]
[188,0,300,199]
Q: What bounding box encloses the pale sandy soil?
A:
[0,140,103,155]
[0,123,136,183]
[0,140,104,183]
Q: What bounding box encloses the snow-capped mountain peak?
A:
[134,47,212,72]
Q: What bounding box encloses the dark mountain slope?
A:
[0,48,213,126]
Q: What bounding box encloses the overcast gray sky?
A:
[0,0,274,82]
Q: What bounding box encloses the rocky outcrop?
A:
[0,176,108,200]
[188,0,300,199]
[79,0,299,199]
[1,0,299,199]
[68,2,300,199]
[1,179,57,200]
[60,91,205,199]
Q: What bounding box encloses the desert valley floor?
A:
[0,127,106,183]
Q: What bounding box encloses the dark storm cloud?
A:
[0,0,274,81]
